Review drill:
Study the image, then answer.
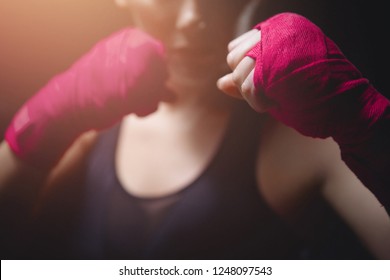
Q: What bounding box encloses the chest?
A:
[115,111,235,198]
[78,117,303,259]
[115,115,325,217]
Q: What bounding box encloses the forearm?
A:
[0,140,49,257]
[0,140,47,199]
[0,129,96,215]
[0,140,49,219]
[336,99,390,214]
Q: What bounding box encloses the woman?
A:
[1,0,389,259]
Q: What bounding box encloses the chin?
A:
[168,73,216,93]
[168,62,228,92]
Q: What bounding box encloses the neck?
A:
[164,84,234,113]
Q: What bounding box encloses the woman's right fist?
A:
[5,28,173,167]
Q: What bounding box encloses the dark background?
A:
[1,0,388,139]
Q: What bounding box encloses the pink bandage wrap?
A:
[247,13,390,212]
[5,28,171,168]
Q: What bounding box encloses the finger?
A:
[228,29,258,52]
[217,74,243,99]
[227,30,261,70]
[232,56,255,90]
[241,69,275,113]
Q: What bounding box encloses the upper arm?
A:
[321,143,390,259]
[256,120,390,259]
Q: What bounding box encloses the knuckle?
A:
[240,80,253,95]
[226,51,238,69]
[231,70,242,86]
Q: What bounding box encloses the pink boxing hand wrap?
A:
[5,28,172,168]
[247,13,390,212]
[246,13,388,139]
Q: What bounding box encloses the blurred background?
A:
[0,0,130,138]
[0,0,388,139]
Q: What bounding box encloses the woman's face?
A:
[116,0,260,92]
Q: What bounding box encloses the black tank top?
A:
[73,104,305,259]
[30,103,373,259]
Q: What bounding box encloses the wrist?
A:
[331,85,390,145]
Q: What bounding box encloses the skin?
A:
[0,0,389,258]
[114,0,390,258]
[113,0,260,197]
